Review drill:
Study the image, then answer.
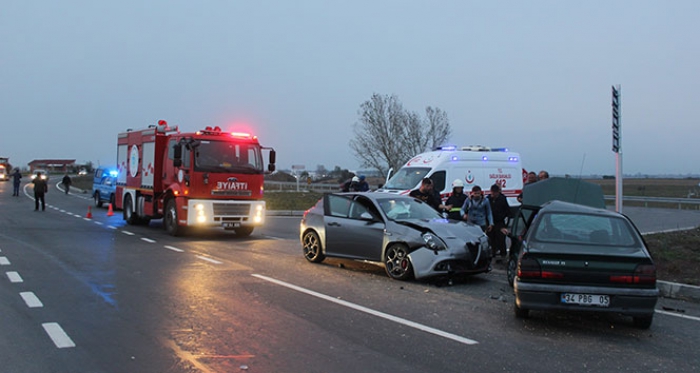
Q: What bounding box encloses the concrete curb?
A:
[657,280,700,303]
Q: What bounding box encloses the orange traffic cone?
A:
[86,206,93,219]
[107,203,114,217]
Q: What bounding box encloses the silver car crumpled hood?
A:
[394,218,490,279]
[395,218,485,243]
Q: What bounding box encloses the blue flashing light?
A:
[451,156,458,161]
[109,170,119,177]
[508,157,519,162]
[441,145,457,151]
[482,156,488,161]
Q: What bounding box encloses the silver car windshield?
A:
[377,197,442,221]
[533,212,639,247]
[194,140,263,174]
[383,167,430,190]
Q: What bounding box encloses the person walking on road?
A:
[11,168,22,196]
[32,171,48,211]
[62,173,72,194]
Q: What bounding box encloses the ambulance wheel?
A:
[124,195,138,225]
[164,199,182,236]
[233,226,254,237]
[94,192,103,207]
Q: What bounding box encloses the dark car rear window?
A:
[532,212,639,247]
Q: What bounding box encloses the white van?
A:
[379,146,525,206]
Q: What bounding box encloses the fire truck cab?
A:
[115,120,276,237]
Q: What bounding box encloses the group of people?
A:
[341,175,370,192]
[409,178,512,260]
[8,169,73,211]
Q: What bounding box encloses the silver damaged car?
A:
[300,192,492,281]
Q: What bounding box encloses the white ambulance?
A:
[379,146,526,206]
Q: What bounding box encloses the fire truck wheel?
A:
[234,226,254,237]
[164,199,182,236]
[124,195,138,225]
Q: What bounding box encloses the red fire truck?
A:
[115,120,276,237]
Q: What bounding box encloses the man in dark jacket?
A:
[445,179,467,220]
[11,168,22,196]
[62,174,72,194]
[409,178,445,213]
[32,172,49,211]
[487,183,511,259]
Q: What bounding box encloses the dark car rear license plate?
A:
[561,293,610,307]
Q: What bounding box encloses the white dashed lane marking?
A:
[20,292,43,308]
[6,271,23,283]
[0,257,10,265]
[42,323,76,348]
[141,238,156,243]
[122,231,135,236]
[196,255,223,265]
[164,245,185,252]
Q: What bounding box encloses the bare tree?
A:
[349,93,451,177]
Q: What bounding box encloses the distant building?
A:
[28,159,76,173]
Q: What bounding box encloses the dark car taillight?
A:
[609,264,656,285]
[517,256,541,279]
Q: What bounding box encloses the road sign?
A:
[612,85,621,153]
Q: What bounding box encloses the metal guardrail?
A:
[604,195,700,209]
[265,181,341,192]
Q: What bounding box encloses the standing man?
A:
[445,179,468,220]
[409,177,445,213]
[11,168,22,196]
[487,184,511,260]
[62,173,72,194]
[357,175,370,192]
[461,185,493,232]
[32,172,48,211]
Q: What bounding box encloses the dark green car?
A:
[507,178,658,328]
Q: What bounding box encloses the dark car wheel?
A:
[109,194,116,207]
[507,255,517,287]
[514,302,530,318]
[633,314,653,329]
[302,231,325,263]
[94,192,103,207]
[384,243,414,281]
[164,199,182,236]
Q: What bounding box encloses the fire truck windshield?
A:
[194,140,263,174]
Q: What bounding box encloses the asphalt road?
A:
[1,181,699,373]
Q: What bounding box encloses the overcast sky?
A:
[2,1,698,176]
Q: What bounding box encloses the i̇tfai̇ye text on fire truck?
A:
[115,120,276,237]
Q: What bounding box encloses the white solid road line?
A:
[20,292,43,308]
[252,274,479,346]
[6,271,23,283]
[656,309,700,322]
[42,322,76,348]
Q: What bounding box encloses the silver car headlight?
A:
[422,232,447,251]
